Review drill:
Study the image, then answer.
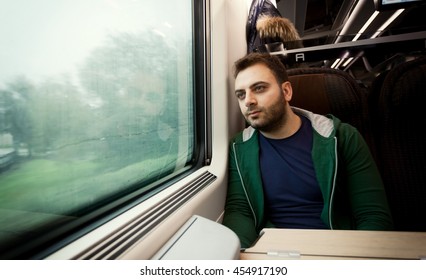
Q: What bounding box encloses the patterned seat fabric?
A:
[287,67,373,154]
[369,56,426,231]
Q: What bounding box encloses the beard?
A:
[244,91,289,133]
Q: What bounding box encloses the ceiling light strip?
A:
[353,11,380,41]
[336,0,367,43]
[371,9,405,38]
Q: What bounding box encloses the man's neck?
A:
[260,109,302,139]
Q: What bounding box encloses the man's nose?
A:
[244,91,256,107]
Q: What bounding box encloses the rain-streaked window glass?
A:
[0,0,195,258]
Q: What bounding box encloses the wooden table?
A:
[241,228,426,260]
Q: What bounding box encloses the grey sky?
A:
[0,0,188,88]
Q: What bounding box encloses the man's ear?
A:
[281,81,293,102]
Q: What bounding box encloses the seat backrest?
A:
[369,56,426,231]
[287,67,372,150]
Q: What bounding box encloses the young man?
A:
[222,53,393,248]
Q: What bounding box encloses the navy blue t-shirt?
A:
[259,115,328,229]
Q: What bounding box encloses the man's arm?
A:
[222,142,259,248]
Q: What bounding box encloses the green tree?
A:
[78,30,179,166]
[3,77,34,156]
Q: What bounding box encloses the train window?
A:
[0,0,203,259]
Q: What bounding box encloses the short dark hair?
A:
[233,53,288,85]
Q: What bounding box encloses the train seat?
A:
[287,67,374,152]
[368,56,426,231]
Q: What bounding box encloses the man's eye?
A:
[236,92,245,100]
[255,85,265,92]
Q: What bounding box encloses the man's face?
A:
[234,63,290,133]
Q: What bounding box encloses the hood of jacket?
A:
[238,107,339,143]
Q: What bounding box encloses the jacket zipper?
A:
[232,142,258,227]
[328,136,338,229]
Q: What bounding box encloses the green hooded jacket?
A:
[222,107,393,248]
